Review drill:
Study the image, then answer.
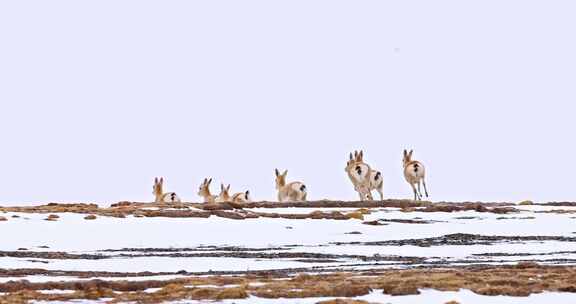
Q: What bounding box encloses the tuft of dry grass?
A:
[45,214,60,221]
[356,208,373,215]
[346,212,365,220]
[317,300,375,304]
[215,286,249,299]
[380,283,421,296]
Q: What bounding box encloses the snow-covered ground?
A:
[2,208,576,272]
[2,207,576,252]
[3,206,576,303]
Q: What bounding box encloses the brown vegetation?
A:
[0,200,527,222]
[45,214,60,221]
[1,265,576,302]
[317,300,376,304]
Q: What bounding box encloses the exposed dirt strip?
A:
[331,233,576,247]
[0,201,524,221]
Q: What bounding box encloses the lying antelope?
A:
[217,183,251,203]
[198,178,217,203]
[346,151,383,200]
[152,177,181,204]
[275,169,307,202]
[216,184,231,203]
[403,149,429,201]
[231,190,251,203]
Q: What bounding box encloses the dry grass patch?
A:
[317,300,375,304]
[2,266,576,303]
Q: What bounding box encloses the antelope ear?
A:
[359,150,364,161]
[349,153,353,161]
[208,178,212,185]
[245,190,250,196]
[203,178,207,184]
[227,184,231,191]
[275,169,280,177]
[283,170,288,177]
[408,150,413,159]
[403,149,407,157]
[160,177,164,184]
[220,183,224,191]
[154,177,158,184]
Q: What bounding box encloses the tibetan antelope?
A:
[216,184,231,203]
[403,149,429,200]
[346,151,383,201]
[198,178,217,203]
[152,177,181,204]
[275,169,307,202]
[217,183,251,203]
[231,190,251,203]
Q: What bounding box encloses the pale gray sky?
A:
[0,1,574,205]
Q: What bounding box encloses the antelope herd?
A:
[152,150,428,203]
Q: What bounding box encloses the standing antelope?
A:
[198,178,217,203]
[345,151,383,201]
[403,149,429,201]
[275,169,307,202]
[368,169,384,201]
[152,177,181,204]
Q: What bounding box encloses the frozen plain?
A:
[2,203,576,303]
